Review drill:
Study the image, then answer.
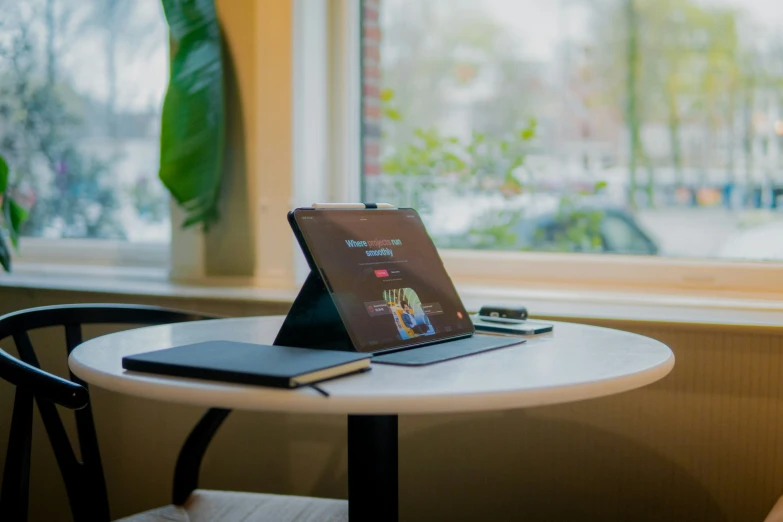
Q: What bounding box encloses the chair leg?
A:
[172,408,232,505]
[1,387,34,522]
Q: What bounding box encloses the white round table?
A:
[69,316,674,522]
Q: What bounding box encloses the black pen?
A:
[311,202,396,209]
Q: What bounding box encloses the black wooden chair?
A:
[0,304,347,522]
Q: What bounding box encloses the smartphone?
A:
[471,316,554,335]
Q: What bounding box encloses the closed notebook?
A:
[121,340,371,388]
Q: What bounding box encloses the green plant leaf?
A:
[0,234,10,273]
[520,128,535,140]
[519,118,537,141]
[159,0,225,231]
[5,198,28,249]
[0,156,7,193]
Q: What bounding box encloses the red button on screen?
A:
[374,269,389,278]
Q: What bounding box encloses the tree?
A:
[592,0,751,207]
[625,0,642,209]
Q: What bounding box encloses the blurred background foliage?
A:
[0,0,170,255]
[379,88,608,253]
[368,0,783,259]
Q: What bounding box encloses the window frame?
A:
[290,0,363,284]
[440,249,783,296]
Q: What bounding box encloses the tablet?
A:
[289,208,474,353]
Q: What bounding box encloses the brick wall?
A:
[362,0,382,181]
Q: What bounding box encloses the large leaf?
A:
[159,0,225,230]
[0,155,7,193]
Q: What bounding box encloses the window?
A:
[0,0,169,243]
[362,0,783,264]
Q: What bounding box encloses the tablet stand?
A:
[273,270,357,351]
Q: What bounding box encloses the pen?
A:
[311,202,396,209]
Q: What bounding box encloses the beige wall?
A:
[1,286,782,521]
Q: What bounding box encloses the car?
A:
[431,199,660,255]
[510,206,660,255]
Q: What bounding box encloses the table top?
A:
[68,316,674,415]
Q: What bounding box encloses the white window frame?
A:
[290,0,362,284]
[317,0,783,299]
[441,250,783,297]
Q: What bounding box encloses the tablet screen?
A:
[292,208,473,353]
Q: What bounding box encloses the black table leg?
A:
[348,415,398,522]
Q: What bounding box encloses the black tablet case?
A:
[274,270,355,351]
[122,340,370,388]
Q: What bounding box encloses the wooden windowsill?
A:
[1,263,781,331]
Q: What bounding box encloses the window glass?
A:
[362,0,783,261]
[0,0,169,241]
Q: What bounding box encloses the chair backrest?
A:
[0,304,217,522]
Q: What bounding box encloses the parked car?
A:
[507,206,659,255]
[431,198,659,256]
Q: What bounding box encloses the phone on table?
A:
[471,316,553,335]
[472,305,553,335]
[472,316,554,335]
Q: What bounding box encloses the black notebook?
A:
[122,341,371,389]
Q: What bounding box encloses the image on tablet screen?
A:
[382,288,435,340]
